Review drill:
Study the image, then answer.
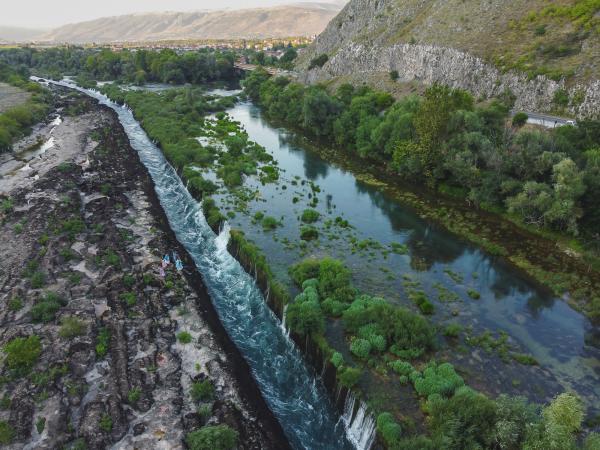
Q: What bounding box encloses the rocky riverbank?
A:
[0,88,289,449]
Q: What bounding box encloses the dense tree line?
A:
[244,70,600,245]
[0,47,237,85]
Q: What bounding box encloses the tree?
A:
[185,425,238,450]
[3,335,42,376]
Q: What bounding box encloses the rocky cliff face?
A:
[301,42,600,118]
[299,0,600,118]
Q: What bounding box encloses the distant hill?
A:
[39,4,342,43]
[298,0,600,118]
[0,26,46,43]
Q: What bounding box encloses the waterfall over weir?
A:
[46,79,368,450]
[342,392,377,450]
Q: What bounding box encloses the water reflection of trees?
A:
[354,180,463,270]
[355,178,558,315]
[278,132,329,180]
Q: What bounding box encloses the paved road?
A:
[511,110,576,128]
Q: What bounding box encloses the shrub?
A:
[3,335,42,376]
[286,300,325,336]
[60,218,85,238]
[30,271,46,289]
[0,421,14,445]
[321,298,349,317]
[308,54,329,70]
[289,259,321,286]
[428,386,497,449]
[128,387,142,404]
[185,425,239,450]
[413,362,464,397]
[102,250,120,268]
[301,208,320,223]
[443,323,462,338]
[120,291,136,307]
[36,416,46,434]
[377,413,402,446]
[96,327,110,358]
[337,366,362,388]
[350,338,372,359]
[31,292,66,323]
[512,112,528,127]
[191,380,214,402]
[261,215,279,230]
[99,414,112,432]
[390,70,400,81]
[123,274,136,288]
[59,316,86,338]
[331,352,344,368]
[300,225,319,241]
[467,289,481,299]
[553,89,569,107]
[8,297,23,312]
[177,331,193,344]
[388,360,414,376]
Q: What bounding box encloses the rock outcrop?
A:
[301,42,600,118]
[298,0,600,118]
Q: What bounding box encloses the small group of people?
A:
[159,250,184,277]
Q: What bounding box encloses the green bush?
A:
[185,425,239,450]
[120,291,137,307]
[413,362,464,397]
[300,225,319,241]
[261,215,279,230]
[8,297,23,312]
[99,414,112,432]
[96,327,110,358]
[31,292,66,323]
[512,112,529,127]
[289,259,321,286]
[377,413,402,446]
[0,421,15,445]
[553,89,570,107]
[30,271,46,289]
[191,380,214,402]
[350,338,372,359]
[177,331,193,344]
[467,289,481,299]
[388,360,414,376]
[337,366,362,388]
[128,387,142,404]
[301,208,320,223]
[308,54,329,70]
[59,316,86,338]
[331,352,344,368]
[3,335,42,376]
[286,299,325,336]
[428,386,497,449]
[443,323,462,337]
[390,70,400,81]
[321,298,349,317]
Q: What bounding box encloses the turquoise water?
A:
[52,81,358,450]
[215,100,600,413]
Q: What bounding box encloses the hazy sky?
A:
[4,0,343,29]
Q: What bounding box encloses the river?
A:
[211,99,600,415]
[45,80,363,450]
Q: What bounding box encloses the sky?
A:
[3,0,344,29]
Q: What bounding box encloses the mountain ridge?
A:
[38,4,342,43]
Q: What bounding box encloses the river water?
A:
[46,80,358,450]
[213,100,600,414]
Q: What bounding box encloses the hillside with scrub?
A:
[299,0,600,117]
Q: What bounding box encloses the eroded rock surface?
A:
[0,90,288,449]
